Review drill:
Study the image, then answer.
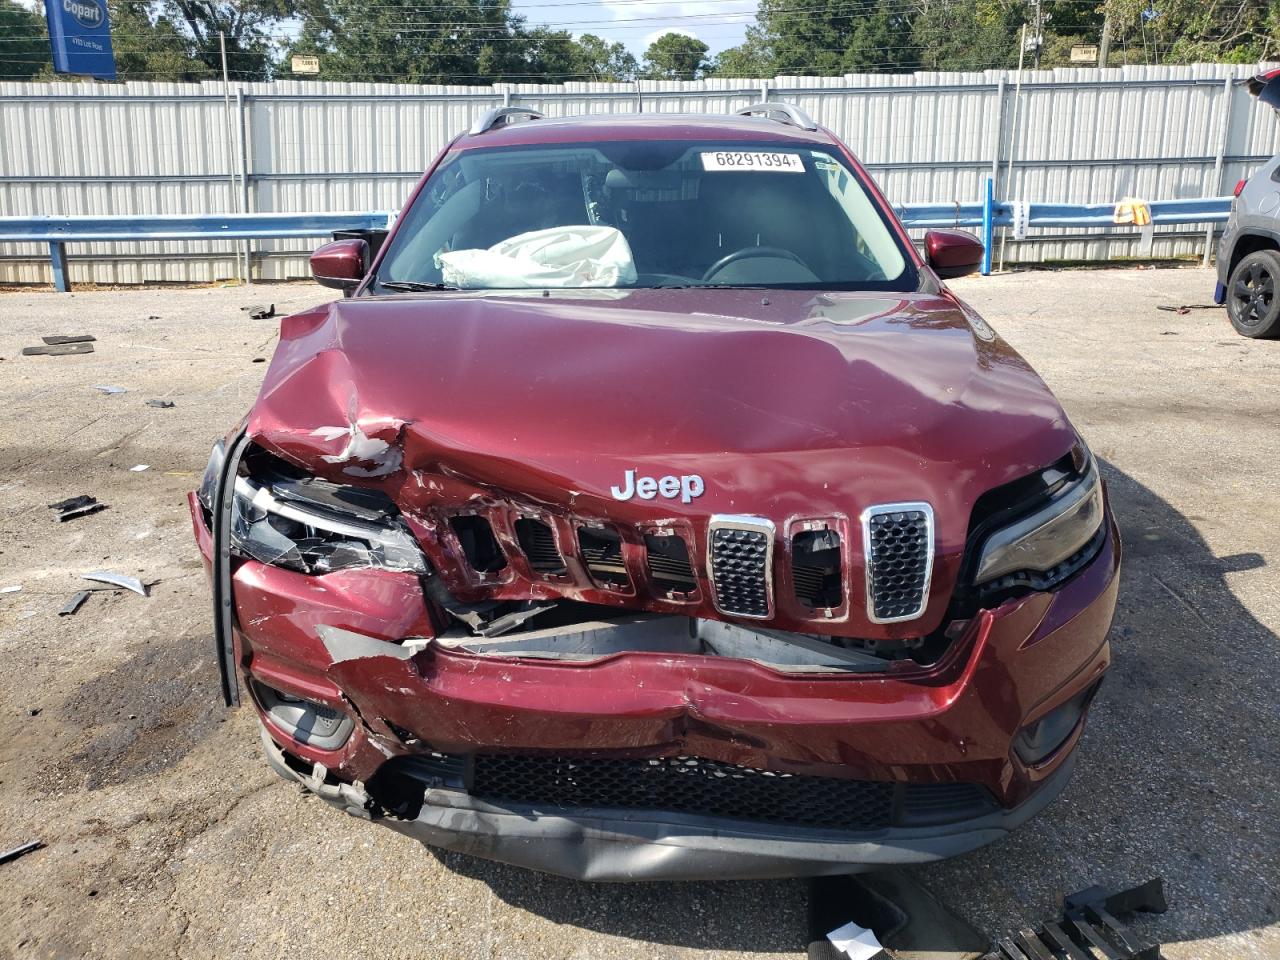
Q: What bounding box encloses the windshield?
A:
[374,140,915,292]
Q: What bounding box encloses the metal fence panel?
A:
[2,64,1278,285]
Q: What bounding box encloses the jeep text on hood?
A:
[191,109,1119,882]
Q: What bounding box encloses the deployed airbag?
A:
[436,225,638,288]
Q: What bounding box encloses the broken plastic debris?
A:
[477,603,558,637]
[93,385,126,394]
[0,585,21,594]
[0,840,43,866]
[59,590,91,616]
[145,399,175,409]
[22,342,94,356]
[130,464,150,472]
[242,303,276,319]
[42,334,95,345]
[1063,877,1168,920]
[1157,304,1219,315]
[49,496,92,510]
[808,872,987,958]
[81,571,148,597]
[826,920,884,959]
[981,878,1166,960]
[48,495,107,522]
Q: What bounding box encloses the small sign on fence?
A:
[291,56,321,75]
[43,0,116,80]
[1070,45,1099,64]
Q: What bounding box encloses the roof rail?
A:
[734,101,818,132]
[468,106,545,136]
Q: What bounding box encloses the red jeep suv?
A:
[192,103,1119,881]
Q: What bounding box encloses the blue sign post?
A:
[44,0,116,80]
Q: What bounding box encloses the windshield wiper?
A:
[379,280,459,292]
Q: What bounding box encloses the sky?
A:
[509,0,756,57]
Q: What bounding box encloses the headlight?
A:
[973,457,1104,586]
[227,459,426,576]
[197,439,227,514]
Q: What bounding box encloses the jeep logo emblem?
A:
[611,469,704,504]
[64,0,103,27]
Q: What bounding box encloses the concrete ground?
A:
[0,267,1276,959]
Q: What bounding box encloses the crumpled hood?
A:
[247,287,1076,636]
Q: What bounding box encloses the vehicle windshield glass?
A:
[375,139,914,292]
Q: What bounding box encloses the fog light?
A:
[252,681,354,750]
[1014,681,1100,764]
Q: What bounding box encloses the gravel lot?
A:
[0,267,1276,959]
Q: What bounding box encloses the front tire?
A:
[1227,249,1280,338]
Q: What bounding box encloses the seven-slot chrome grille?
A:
[707,515,775,618]
[453,504,937,625]
[861,503,935,623]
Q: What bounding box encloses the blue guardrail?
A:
[0,185,1233,290]
[0,212,393,291]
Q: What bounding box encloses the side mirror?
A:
[311,239,369,292]
[924,229,984,280]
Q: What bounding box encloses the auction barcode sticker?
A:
[700,151,804,173]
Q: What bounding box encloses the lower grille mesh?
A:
[472,754,893,829]
[467,754,994,831]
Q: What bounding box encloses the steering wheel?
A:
[701,246,811,282]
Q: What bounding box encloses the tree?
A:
[110,0,215,82]
[1,0,262,84]
[287,0,531,83]
[1099,0,1279,65]
[710,30,772,78]
[909,0,1279,71]
[286,2,642,84]
[641,31,709,80]
[912,0,1026,72]
[723,0,920,77]
[0,0,51,80]
[520,27,592,81]
[517,29,636,82]
[0,0,218,84]
[840,4,916,72]
[161,0,292,81]
[573,33,638,81]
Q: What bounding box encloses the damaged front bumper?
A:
[258,725,1078,882]
[191,460,1119,880]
